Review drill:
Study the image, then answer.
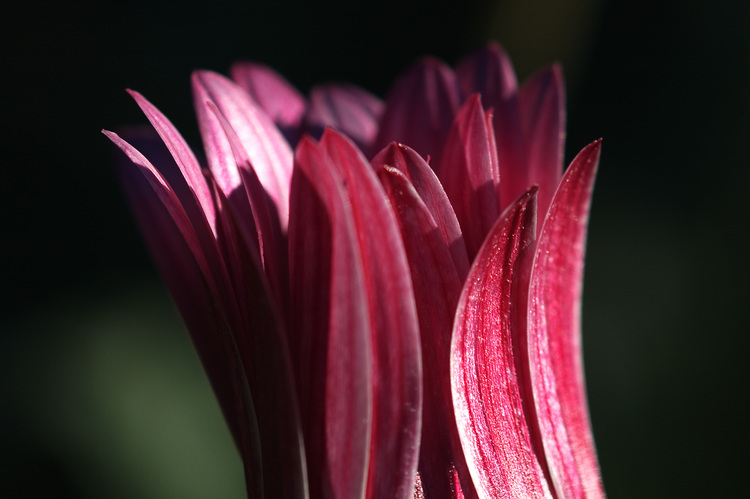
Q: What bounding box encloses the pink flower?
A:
[105,42,605,499]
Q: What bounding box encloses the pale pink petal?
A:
[322,130,422,499]
[374,57,461,164]
[438,95,501,260]
[528,140,605,499]
[192,70,293,229]
[230,62,307,145]
[456,42,527,211]
[377,165,476,498]
[451,187,553,499]
[289,136,373,499]
[519,65,565,221]
[304,83,383,156]
[371,142,470,281]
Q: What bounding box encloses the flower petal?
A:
[304,83,383,156]
[438,94,501,260]
[192,70,293,230]
[518,65,565,221]
[371,142,469,281]
[321,130,422,499]
[375,57,461,164]
[528,140,605,499]
[451,187,553,499]
[230,61,307,145]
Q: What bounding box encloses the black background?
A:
[2,0,748,497]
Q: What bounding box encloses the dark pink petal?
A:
[451,187,553,499]
[438,95,501,260]
[289,136,373,499]
[456,42,527,211]
[377,166,476,499]
[371,142,469,281]
[374,57,461,164]
[518,65,565,221]
[192,70,293,230]
[321,130,422,499]
[230,62,307,145]
[528,140,605,499]
[104,130,264,497]
[304,83,383,156]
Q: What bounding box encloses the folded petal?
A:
[518,65,565,221]
[375,57,461,164]
[528,140,605,499]
[438,95,501,260]
[451,187,553,499]
[304,83,383,156]
[192,70,293,230]
[230,62,307,145]
[371,142,469,281]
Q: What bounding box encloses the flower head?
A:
[105,42,605,499]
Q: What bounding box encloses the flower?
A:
[105,42,605,499]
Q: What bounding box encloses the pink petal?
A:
[455,42,527,211]
[518,65,565,221]
[374,57,461,164]
[230,62,307,145]
[192,70,293,230]
[528,140,605,499]
[289,136,374,499]
[451,187,553,499]
[321,130,422,499]
[376,165,476,498]
[371,142,469,281]
[304,83,383,156]
[438,94,501,260]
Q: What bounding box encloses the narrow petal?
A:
[518,65,565,221]
[192,70,293,229]
[322,130,422,499]
[374,57,461,164]
[377,166,476,498]
[451,188,553,499]
[304,83,383,156]
[289,136,373,499]
[230,61,307,145]
[528,140,605,499]
[371,142,470,281]
[438,95,501,260]
[455,42,526,211]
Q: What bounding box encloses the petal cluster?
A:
[105,41,604,499]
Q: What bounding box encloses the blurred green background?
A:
[2,0,748,497]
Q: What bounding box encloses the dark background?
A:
[2,0,748,497]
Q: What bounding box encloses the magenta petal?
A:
[456,42,527,211]
[230,62,307,145]
[371,142,470,281]
[192,70,293,230]
[518,65,565,221]
[377,165,476,498]
[528,140,605,499]
[374,57,461,164]
[289,136,373,499]
[321,130,422,499]
[451,187,553,499]
[438,94,501,260]
[304,83,383,156]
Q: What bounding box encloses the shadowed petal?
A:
[375,57,461,164]
[451,187,553,499]
[230,62,307,145]
[518,65,565,221]
[528,140,605,499]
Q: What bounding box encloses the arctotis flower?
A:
[105,42,605,499]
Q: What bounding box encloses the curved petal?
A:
[451,187,553,499]
[528,140,605,499]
